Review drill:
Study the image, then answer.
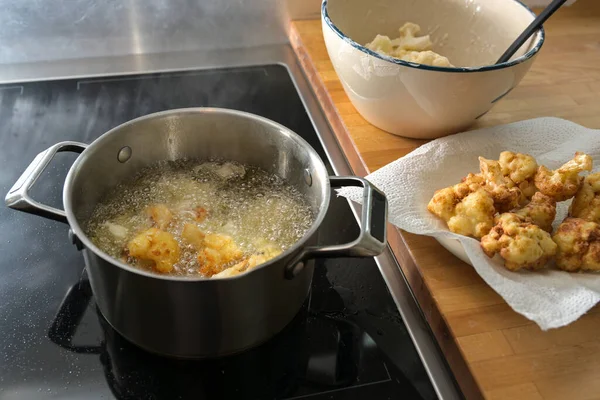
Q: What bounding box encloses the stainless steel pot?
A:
[5,108,387,358]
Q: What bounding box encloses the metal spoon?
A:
[496,0,568,64]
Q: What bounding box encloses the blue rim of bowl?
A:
[321,0,545,73]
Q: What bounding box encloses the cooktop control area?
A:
[0,65,438,399]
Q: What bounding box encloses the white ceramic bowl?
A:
[322,0,545,139]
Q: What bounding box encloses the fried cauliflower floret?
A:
[427,174,484,221]
[215,162,246,180]
[498,151,539,204]
[461,173,485,190]
[428,182,471,222]
[146,204,173,230]
[212,243,283,278]
[479,157,522,212]
[552,218,600,272]
[517,178,538,204]
[447,189,496,238]
[211,254,269,279]
[513,192,557,233]
[498,151,538,184]
[198,233,244,276]
[428,180,495,239]
[181,223,205,249]
[127,228,180,273]
[480,213,557,271]
[569,172,600,223]
[194,207,208,223]
[535,152,593,201]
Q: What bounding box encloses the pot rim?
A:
[63,107,331,282]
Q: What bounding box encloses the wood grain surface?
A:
[290,1,600,399]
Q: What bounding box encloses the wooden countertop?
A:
[289,1,600,399]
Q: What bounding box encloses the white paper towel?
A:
[338,117,600,330]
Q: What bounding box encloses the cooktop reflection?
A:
[0,65,437,399]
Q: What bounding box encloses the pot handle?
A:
[285,176,387,279]
[5,141,88,224]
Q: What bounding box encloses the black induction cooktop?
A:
[0,65,438,399]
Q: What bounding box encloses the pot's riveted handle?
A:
[285,176,388,279]
[5,141,87,224]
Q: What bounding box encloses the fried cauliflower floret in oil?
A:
[534,152,593,201]
[198,233,244,276]
[569,172,600,223]
[513,192,557,233]
[552,218,600,272]
[194,207,209,223]
[146,204,173,230]
[428,181,495,239]
[212,246,283,279]
[212,254,270,279]
[181,223,205,249]
[479,157,522,212]
[127,228,180,273]
[480,213,557,271]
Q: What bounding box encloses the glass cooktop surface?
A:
[0,65,437,399]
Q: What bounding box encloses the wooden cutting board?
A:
[289,1,600,399]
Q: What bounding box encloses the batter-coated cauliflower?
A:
[428,183,495,239]
[517,179,538,205]
[146,204,173,230]
[211,246,282,279]
[535,152,593,201]
[365,22,453,67]
[181,223,205,249]
[127,228,181,273]
[498,151,539,185]
[498,151,539,204]
[569,172,600,223]
[461,172,486,190]
[428,183,469,222]
[480,213,557,271]
[198,233,244,276]
[552,217,600,272]
[397,22,432,51]
[448,189,496,238]
[513,192,557,233]
[479,157,522,212]
[194,207,208,223]
[399,50,454,67]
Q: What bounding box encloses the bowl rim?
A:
[321,0,545,73]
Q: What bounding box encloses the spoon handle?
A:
[496,0,568,64]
